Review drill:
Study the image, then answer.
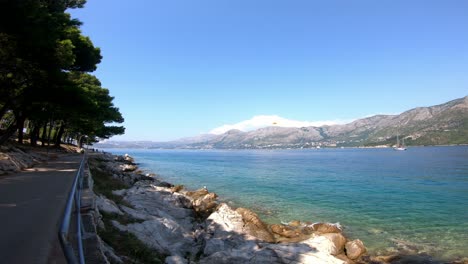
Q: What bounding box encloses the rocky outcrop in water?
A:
[91,153,154,186]
[185,188,219,217]
[90,153,368,263]
[346,240,367,260]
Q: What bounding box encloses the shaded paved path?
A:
[0,154,83,263]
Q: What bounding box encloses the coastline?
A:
[2,145,466,263]
[89,151,369,263]
[91,148,468,264]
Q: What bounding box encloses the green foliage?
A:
[56,39,76,68]
[66,72,125,142]
[0,0,123,145]
[89,157,165,263]
[100,211,144,225]
[98,217,165,264]
[88,160,128,205]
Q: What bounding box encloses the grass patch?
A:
[89,160,133,208]
[90,157,165,263]
[99,215,165,263]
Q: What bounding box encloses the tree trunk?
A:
[30,123,40,146]
[16,114,25,145]
[41,122,48,146]
[78,135,82,148]
[62,132,69,145]
[46,120,54,147]
[0,120,17,145]
[54,122,65,147]
[0,103,10,122]
[78,135,86,148]
[52,124,58,142]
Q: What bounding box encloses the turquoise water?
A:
[105,146,468,261]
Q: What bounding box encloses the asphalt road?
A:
[0,154,83,263]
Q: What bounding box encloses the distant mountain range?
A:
[96,96,468,149]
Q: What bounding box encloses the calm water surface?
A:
[105,146,468,261]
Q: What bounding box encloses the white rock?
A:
[112,189,127,196]
[120,205,154,221]
[206,203,245,236]
[125,218,196,256]
[165,255,188,264]
[345,239,366,260]
[111,220,127,232]
[0,147,45,174]
[266,242,347,264]
[123,183,194,225]
[96,195,123,215]
[100,239,123,264]
[302,233,347,256]
[120,164,137,172]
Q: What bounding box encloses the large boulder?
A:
[192,192,219,216]
[0,156,17,174]
[205,203,274,242]
[123,182,194,225]
[202,206,280,263]
[183,188,218,218]
[202,203,348,263]
[0,146,45,174]
[306,233,347,256]
[265,242,347,264]
[185,188,209,199]
[171,185,184,193]
[120,164,137,172]
[205,203,245,236]
[289,220,302,227]
[112,189,127,196]
[271,224,301,238]
[119,205,154,221]
[114,154,135,165]
[236,208,275,242]
[312,222,343,234]
[125,218,196,257]
[203,236,260,259]
[123,154,135,164]
[165,255,188,264]
[185,188,219,215]
[345,239,367,260]
[114,155,126,162]
[199,245,281,264]
[95,195,123,215]
[203,203,259,257]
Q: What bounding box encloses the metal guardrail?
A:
[58,154,86,264]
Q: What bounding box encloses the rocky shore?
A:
[0,143,80,175]
[89,152,367,264]
[0,144,47,174]
[3,146,466,263]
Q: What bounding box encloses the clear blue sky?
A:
[70,0,468,141]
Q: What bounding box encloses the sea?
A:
[103,146,468,261]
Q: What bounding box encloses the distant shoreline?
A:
[94,143,468,151]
